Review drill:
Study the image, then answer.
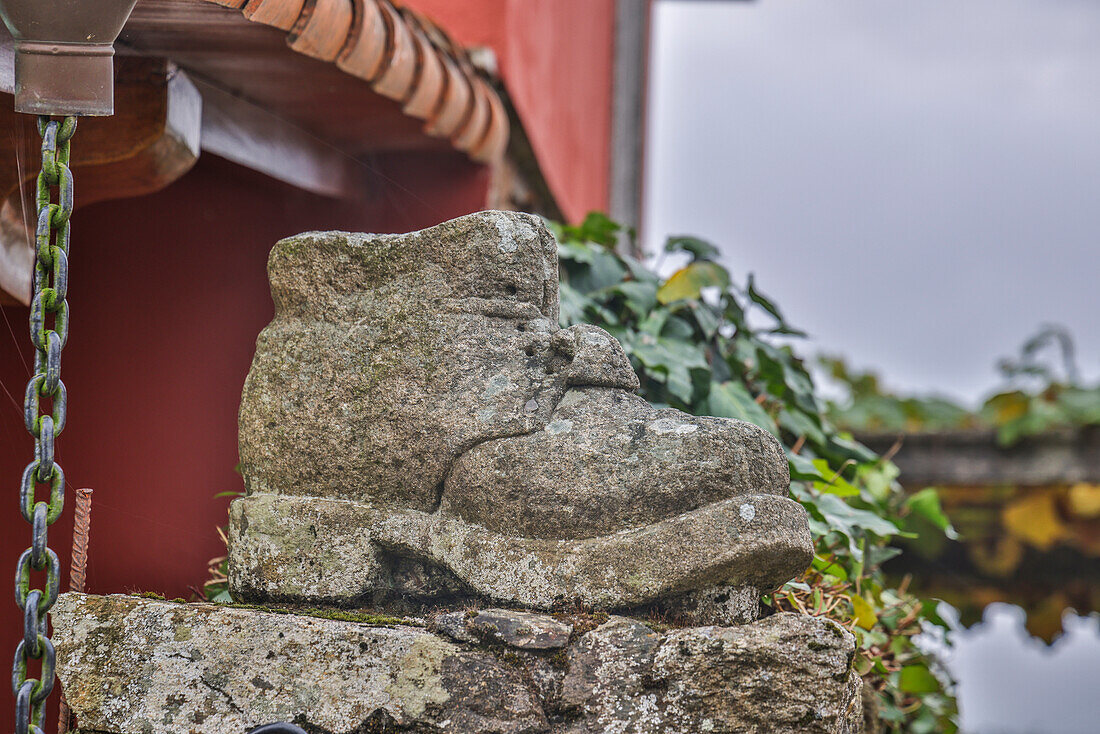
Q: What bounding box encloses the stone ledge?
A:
[55,593,863,734]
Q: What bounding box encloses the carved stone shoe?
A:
[229,211,812,619]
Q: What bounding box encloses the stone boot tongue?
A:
[441,386,791,540]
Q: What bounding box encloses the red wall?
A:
[0,151,488,725]
[405,0,617,223]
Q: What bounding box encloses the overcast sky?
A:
[645,0,1100,404]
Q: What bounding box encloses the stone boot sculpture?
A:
[229,211,812,615]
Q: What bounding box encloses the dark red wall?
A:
[0,151,489,725]
[405,0,617,223]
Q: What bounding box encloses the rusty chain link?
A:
[14,115,76,734]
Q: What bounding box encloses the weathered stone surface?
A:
[230,491,811,611]
[231,210,813,611]
[56,595,862,734]
[54,594,547,734]
[443,387,790,540]
[237,211,618,513]
[560,613,864,733]
[660,583,761,626]
[432,609,573,650]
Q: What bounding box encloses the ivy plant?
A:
[823,323,1100,446]
[551,212,958,733]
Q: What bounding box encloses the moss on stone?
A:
[126,594,421,628]
[220,602,421,628]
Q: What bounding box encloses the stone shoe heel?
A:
[229,211,812,620]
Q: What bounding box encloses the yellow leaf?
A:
[656,262,729,304]
[850,594,877,630]
[967,536,1024,577]
[986,391,1029,423]
[1002,492,1066,551]
[1068,483,1100,519]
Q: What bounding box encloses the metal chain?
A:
[14,115,76,734]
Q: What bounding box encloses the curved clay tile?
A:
[452,75,491,152]
[336,0,387,82]
[371,0,418,102]
[401,19,446,120]
[243,0,306,31]
[471,82,508,163]
[202,0,508,162]
[425,53,472,139]
[288,0,354,62]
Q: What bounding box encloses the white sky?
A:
[644,4,1100,731]
[645,0,1100,405]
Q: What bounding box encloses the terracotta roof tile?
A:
[202,0,508,162]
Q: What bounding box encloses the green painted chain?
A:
[14,115,76,734]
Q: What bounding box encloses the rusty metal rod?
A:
[58,487,92,734]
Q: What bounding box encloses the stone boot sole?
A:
[228,491,811,611]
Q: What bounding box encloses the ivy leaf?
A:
[789,452,828,482]
[825,434,879,464]
[708,381,778,434]
[811,459,860,497]
[905,488,959,540]
[747,274,789,326]
[601,281,658,318]
[622,255,662,284]
[691,303,722,340]
[575,211,620,247]
[812,553,849,582]
[664,235,720,261]
[779,408,827,446]
[796,487,899,559]
[629,337,708,404]
[559,241,627,294]
[657,262,731,304]
[637,309,669,336]
[899,664,941,694]
[850,594,878,630]
[558,282,592,327]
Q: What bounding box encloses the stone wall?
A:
[55,594,863,734]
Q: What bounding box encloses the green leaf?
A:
[746,274,789,327]
[899,664,941,694]
[558,241,627,294]
[811,553,848,582]
[575,211,620,246]
[788,453,828,482]
[637,308,670,336]
[707,381,778,434]
[664,235,720,261]
[797,489,900,559]
[778,408,827,446]
[558,282,593,327]
[657,262,731,304]
[905,488,959,540]
[628,337,708,404]
[811,459,860,497]
[691,304,722,340]
[601,281,658,317]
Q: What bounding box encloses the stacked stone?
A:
[55,595,862,733]
[54,212,864,733]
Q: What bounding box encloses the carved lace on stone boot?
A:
[229,211,813,617]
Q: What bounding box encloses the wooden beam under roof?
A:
[0,58,202,305]
[120,0,508,161]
